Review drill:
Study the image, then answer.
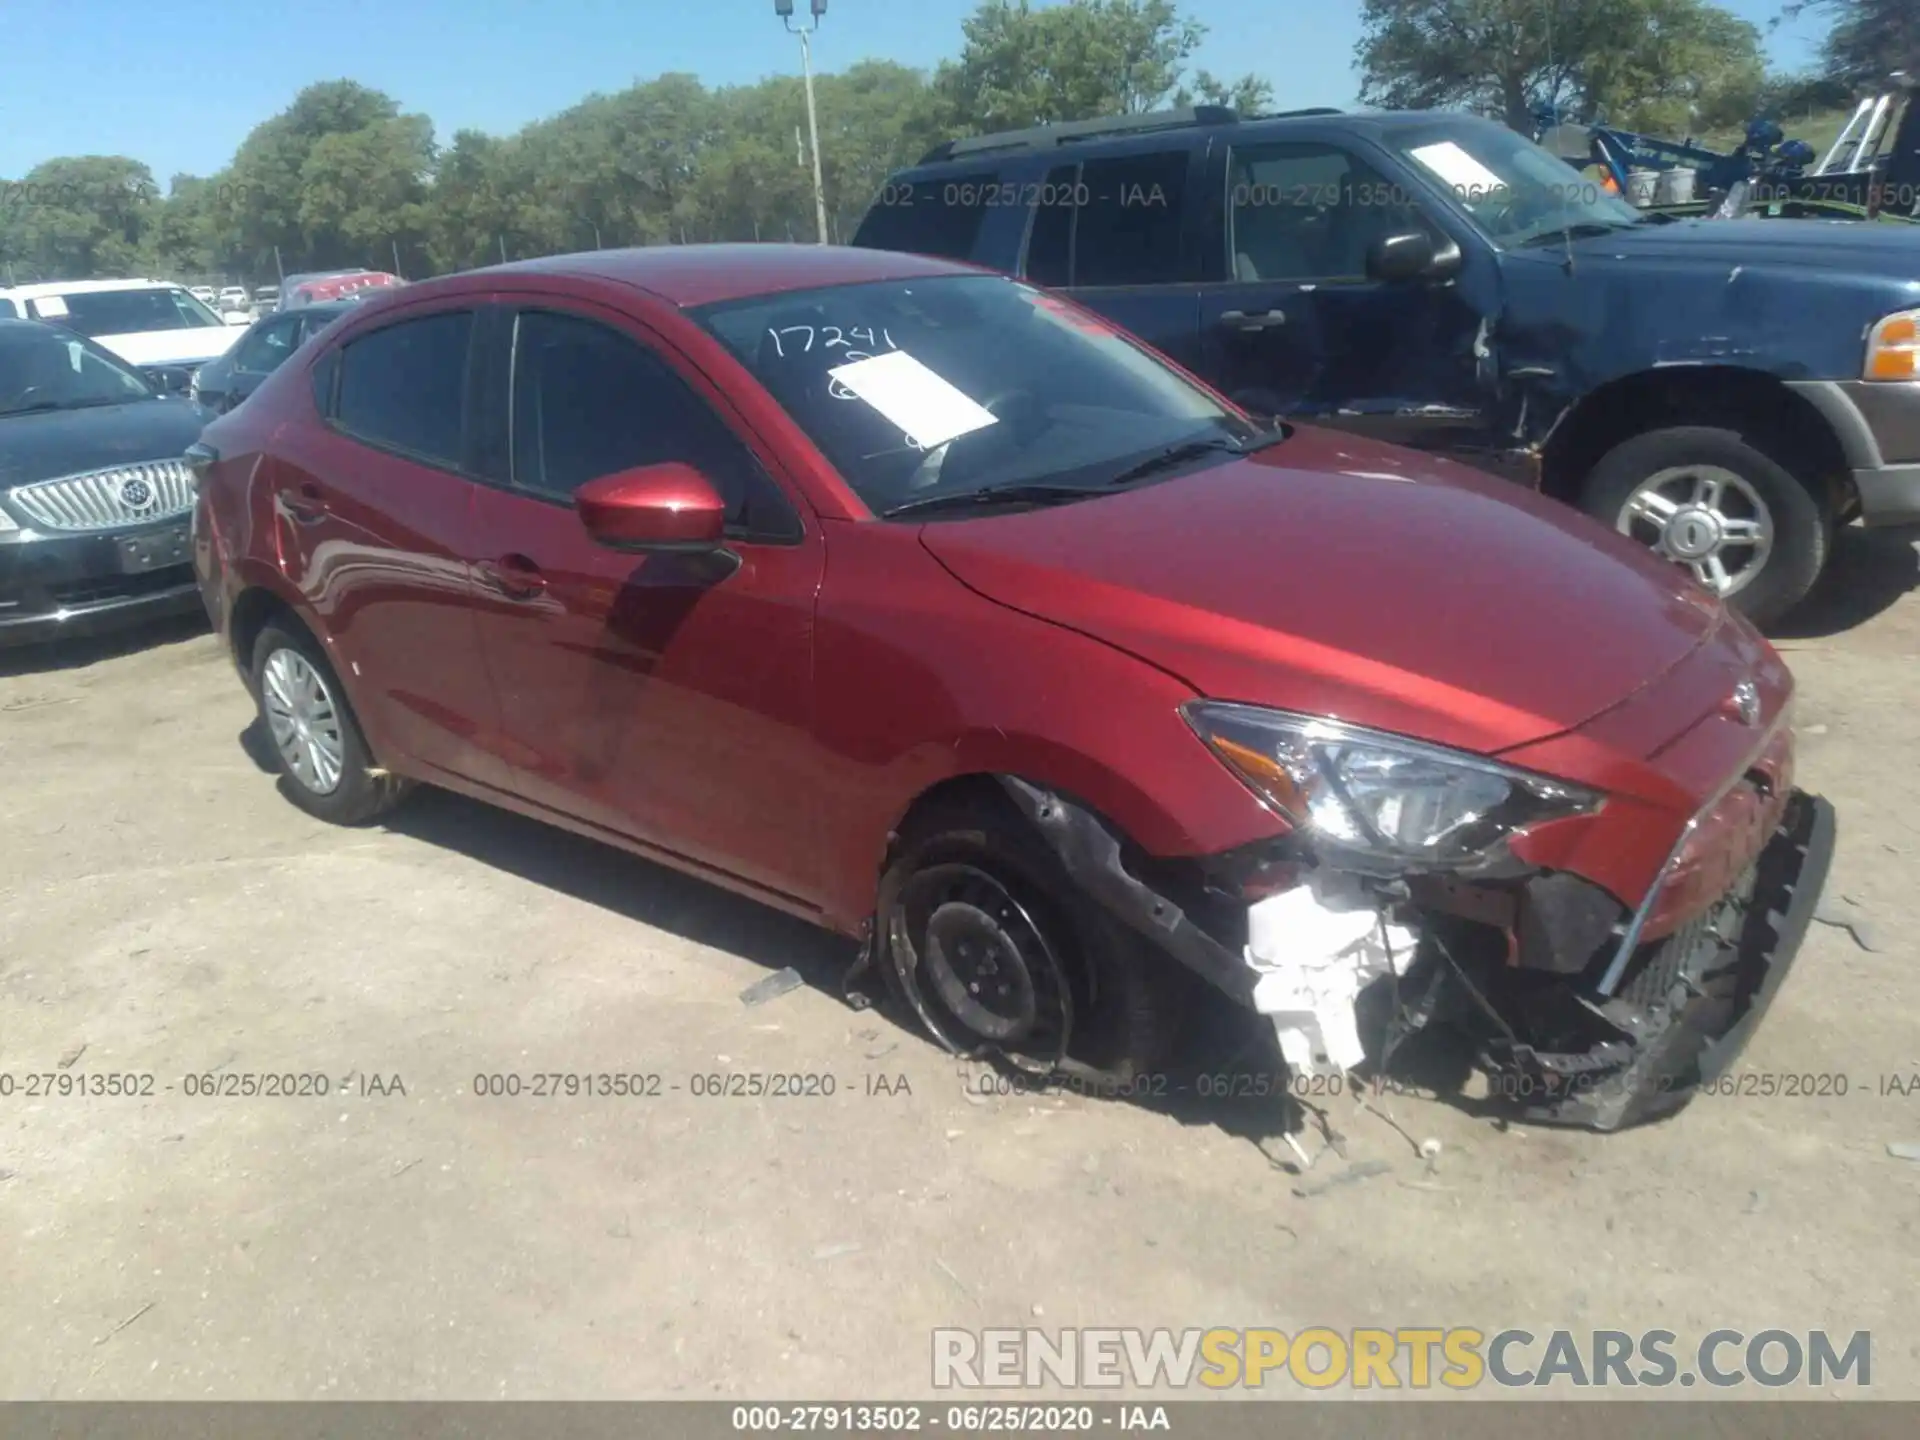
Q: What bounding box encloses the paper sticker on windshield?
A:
[32,295,70,320]
[826,350,999,450]
[1408,141,1506,199]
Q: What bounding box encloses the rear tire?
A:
[1578,425,1827,629]
[877,793,1180,1080]
[250,623,411,826]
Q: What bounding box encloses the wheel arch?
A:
[225,569,390,765]
[1539,365,1852,518]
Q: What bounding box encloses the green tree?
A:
[1356,0,1764,135]
[220,81,433,276]
[0,156,158,280]
[934,0,1271,132]
[1782,1,1920,88]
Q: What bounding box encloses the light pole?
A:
[776,0,831,244]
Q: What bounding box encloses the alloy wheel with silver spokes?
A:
[1616,464,1774,598]
[260,646,346,795]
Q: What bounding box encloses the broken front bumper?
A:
[1487,788,1835,1130]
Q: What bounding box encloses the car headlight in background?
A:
[1865,309,1919,381]
[1183,702,1601,874]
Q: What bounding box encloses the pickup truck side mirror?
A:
[1366,231,1464,283]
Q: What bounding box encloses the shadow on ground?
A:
[0,611,209,678]
[307,776,1505,1153]
[1770,524,1920,641]
[385,782,857,996]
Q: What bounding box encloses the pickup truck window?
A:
[1072,150,1189,287]
[1226,142,1437,282]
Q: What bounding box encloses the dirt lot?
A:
[3,528,1919,1402]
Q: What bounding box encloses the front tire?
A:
[251,623,411,825]
[1578,425,1828,629]
[877,794,1180,1080]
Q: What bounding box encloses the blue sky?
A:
[0,0,1827,187]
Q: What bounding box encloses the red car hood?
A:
[917,427,1724,755]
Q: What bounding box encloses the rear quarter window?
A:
[853,170,999,260]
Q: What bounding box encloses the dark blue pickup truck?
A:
[852,105,1920,625]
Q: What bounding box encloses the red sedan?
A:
[190,245,1834,1131]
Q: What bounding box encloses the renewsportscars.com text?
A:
[931,1327,1872,1391]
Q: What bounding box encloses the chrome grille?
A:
[7,459,195,533]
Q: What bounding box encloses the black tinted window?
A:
[334,310,473,467]
[510,311,797,538]
[1072,150,1189,287]
[852,171,997,260]
[1228,143,1437,281]
[1023,164,1079,287]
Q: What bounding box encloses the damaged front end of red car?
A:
[964,691,1834,1133]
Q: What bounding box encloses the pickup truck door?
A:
[1193,136,1507,471]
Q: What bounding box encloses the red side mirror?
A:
[575,463,727,552]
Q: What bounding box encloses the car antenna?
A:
[1545,12,1575,276]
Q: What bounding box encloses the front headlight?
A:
[1865,309,1919,381]
[1183,702,1602,874]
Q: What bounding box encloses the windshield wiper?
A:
[879,482,1107,519]
[1517,219,1644,247]
[1102,427,1285,489]
[0,397,130,417]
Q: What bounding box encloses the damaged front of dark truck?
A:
[852,428,1836,1134]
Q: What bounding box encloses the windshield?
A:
[1392,120,1646,246]
[696,275,1253,516]
[0,324,155,415]
[30,286,226,336]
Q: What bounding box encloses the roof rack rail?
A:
[918,105,1240,165]
[1263,106,1344,118]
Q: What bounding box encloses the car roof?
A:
[281,269,368,286]
[393,243,982,310]
[0,278,177,299]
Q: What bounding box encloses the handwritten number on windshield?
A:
[764,325,898,358]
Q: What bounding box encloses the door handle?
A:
[280,482,328,521]
[1218,309,1288,331]
[477,554,547,601]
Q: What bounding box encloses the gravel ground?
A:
[2,526,1918,1401]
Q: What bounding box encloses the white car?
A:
[0,279,247,377]
[189,285,217,307]
[217,285,250,313]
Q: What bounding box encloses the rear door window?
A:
[853,169,999,260]
[1069,149,1191,287]
[331,310,475,469]
[1023,164,1082,287]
